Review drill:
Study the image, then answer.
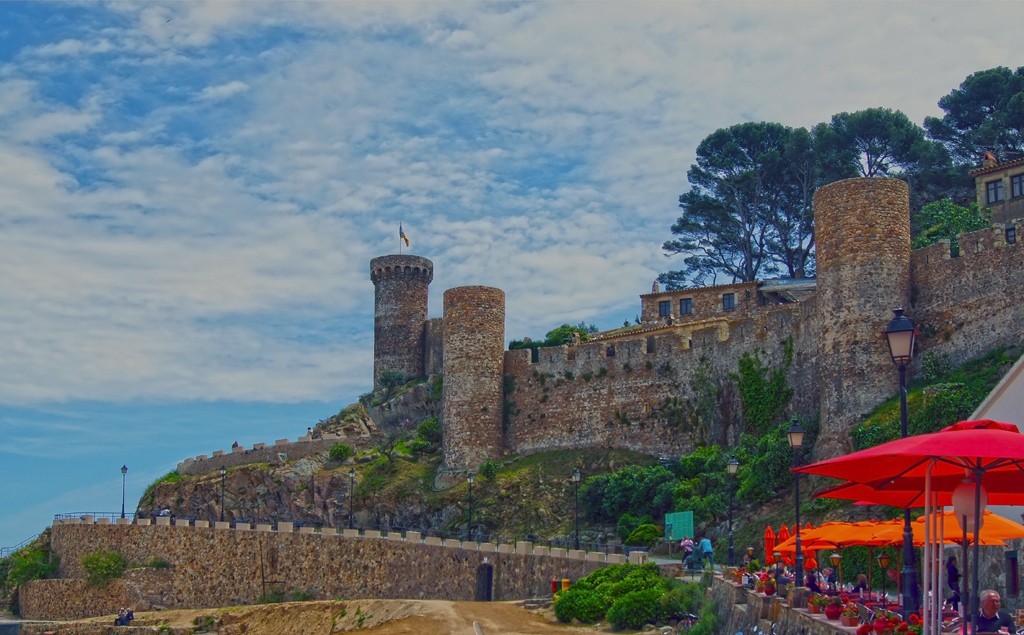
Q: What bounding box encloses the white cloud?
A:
[196,80,249,102]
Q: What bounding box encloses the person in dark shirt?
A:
[806,574,822,594]
[975,590,1015,633]
[946,556,961,612]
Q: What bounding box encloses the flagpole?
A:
[399,221,403,255]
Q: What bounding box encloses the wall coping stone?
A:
[405,531,421,542]
[628,551,648,564]
[256,524,272,532]
[136,519,151,526]
[212,450,225,457]
[174,519,191,527]
[533,547,550,556]
[586,552,606,562]
[498,544,515,554]
[115,518,131,525]
[322,528,337,536]
[155,517,170,526]
[299,526,315,534]
[480,542,496,552]
[515,541,532,554]
[231,446,245,453]
[424,537,442,546]
[275,439,289,445]
[82,516,94,524]
[550,548,567,558]
[234,523,250,531]
[253,443,266,450]
[194,520,210,528]
[364,529,381,539]
[343,529,359,538]
[607,554,627,564]
[214,522,230,530]
[277,522,293,533]
[96,518,111,525]
[568,550,585,560]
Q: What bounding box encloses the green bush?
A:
[291,588,313,601]
[260,587,285,603]
[81,550,126,586]
[146,557,170,569]
[408,437,432,454]
[606,587,663,630]
[624,523,661,547]
[141,471,183,507]
[479,459,499,480]
[329,443,353,461]
[553,587,606,623]
[616,513,651,541]
[6,546,58,588]
[417,417,442,443]
[688,604,721,635]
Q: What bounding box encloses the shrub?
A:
[329,443,353,461]
[408,437,432,454]
[81,550,126,586]
[378,369,407,397]
[479,459,499,480]
[291,588,313,601]
[6,546,58,587]
[607,587,663,630]
[554,587,606,623]
[616,513,648,541]
[417,417,442,443]
[146,557,170,569]
[260,587,285,603]
[625,523,661,547]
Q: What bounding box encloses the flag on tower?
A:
[400,224,409,247]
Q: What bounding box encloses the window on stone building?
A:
[1012,174,1024,199]
[723,293,736,310]
[987,179,1005,204]
[1007,225,1017,245]
[646,336,656,354]
[606,345,616,357]
[658,301,671,317]
[680,298,693,315]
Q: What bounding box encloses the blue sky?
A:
[1,1,1022,548]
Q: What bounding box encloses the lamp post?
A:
[466,472,475,542]
[348,468,356,530]
[727,458,739,567]
[884,307,919,619]
[830,552,843,590]
[878,551,892,607]
[787,419,804,587]
[219,465,227,523]
[774,550,783,591]
[572,469,581,551]
[120,465,128,519]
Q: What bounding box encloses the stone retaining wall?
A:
[176,434,372,477]
[24,522,608,620]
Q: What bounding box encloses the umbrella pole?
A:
[961,518,968,635]
[970,476,982,635]
[869,546,874,594]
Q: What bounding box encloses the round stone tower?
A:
[440,285,505,475]
[814,177,911,460]
[370,255,433,387]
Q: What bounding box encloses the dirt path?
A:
[48,599,615,635]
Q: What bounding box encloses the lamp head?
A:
[884,308,916,364]
[830,552,842,567]
[467,472,475,485]
[747,546,754,557]
[220,465,227,477]
[349,467,356,478]
[787,419,805,449]
[727,457,739,475]
[877,552,891,569]
[121,465,128,475]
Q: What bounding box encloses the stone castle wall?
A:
[370,255,433,386]
[24,523,603,620]
[503,303,821,459]
[441,286,505,472]
[814,178,911,460]
[910,219,1024,366]
[424,317,444,376]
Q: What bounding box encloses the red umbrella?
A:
[764,526,776,565]
[778,523,791,543]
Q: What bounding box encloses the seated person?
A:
[806,574,822,593]
[852,574,869,593]
[975,590,1015,633]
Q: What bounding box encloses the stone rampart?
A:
[503,303,820,458]
[910,220,1024,368]
[28,521,604,620]
[177,433,371,477]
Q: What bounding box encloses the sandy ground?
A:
[62,599,616,635]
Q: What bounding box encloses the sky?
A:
[0,1,1022,550]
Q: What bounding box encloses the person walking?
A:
[946,555,961,612]
[698,536,713,568]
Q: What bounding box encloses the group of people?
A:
[679,536,714,569]
[114,607,134,626]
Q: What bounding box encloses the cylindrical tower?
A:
[814,177,911,459]
[370,255,433,387]
[441,286,505,473]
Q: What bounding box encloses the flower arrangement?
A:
[842,604,859,618]
[810,595,830,608]
[826,596,845,608]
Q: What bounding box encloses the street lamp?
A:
[120,465,128,519]
[830,552,843,590]
[219,465,227,523]
[571,469,582,550]
[878,551,892,607]
[348,468,356,530]
[727,458,739,566]
[787,418,804,587]
[884,307,919,619]
[466,472,475,542]
[774,550,783,590]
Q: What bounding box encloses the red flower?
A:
[908,615,921,625]
[857,624,873,635]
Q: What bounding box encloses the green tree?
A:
[912,199,991,256]
[377,369,406,399]
[925,66,1024,165]
[6,546,58,588]
[80,549,126,586]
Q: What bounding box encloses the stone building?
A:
[971,151,1024,226]
[370,177,1024,483]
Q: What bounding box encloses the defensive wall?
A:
[22,520,627,620]
[502,302,822,458]
[176,431,371,477]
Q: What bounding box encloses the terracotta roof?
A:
[640,280,757,299]
[969,157,1024,178]
[590,317,728,342]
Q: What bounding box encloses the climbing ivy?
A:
[731,338,794,436]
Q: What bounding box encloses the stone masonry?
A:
[441,286,505,474]
[370,255,433,387]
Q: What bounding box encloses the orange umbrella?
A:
[764,526,776,565]
[778,523,791,543]
[912,510,1022,544]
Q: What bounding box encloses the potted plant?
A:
[762,577,777,596]
[824,596,845,620]
[842,604,860,627]
[809,595,828,614]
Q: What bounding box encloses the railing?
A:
[54,512,137,523]
[0,534,41,558]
